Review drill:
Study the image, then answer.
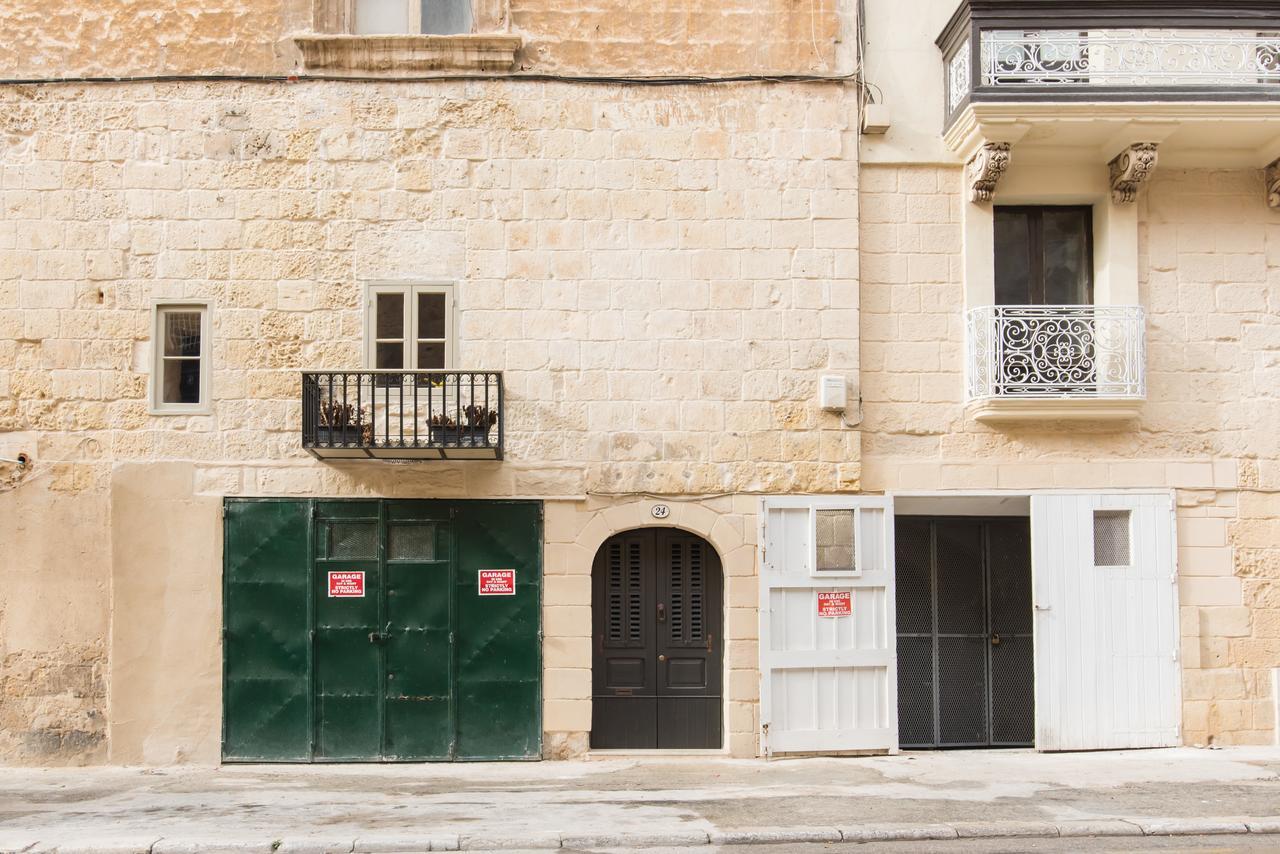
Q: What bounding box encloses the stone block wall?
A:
[858,164,1280,745]
[0,77,860,762]
[0,0,849,78]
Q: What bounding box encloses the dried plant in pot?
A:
[429,405,499,447]
[316,400,371,445]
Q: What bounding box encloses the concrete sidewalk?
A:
[1,747,1278,852]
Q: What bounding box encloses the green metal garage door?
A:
[223,498,542,762]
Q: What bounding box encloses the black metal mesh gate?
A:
[895,517,1034,749]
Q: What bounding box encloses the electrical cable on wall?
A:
[0,71,861,87]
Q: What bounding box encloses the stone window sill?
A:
[293,34,521,74]
[967,397,1143,424]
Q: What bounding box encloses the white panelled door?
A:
[759,497,897,755]
[1031,493,1181,751]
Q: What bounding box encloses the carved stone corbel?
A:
[1109,143,1159,204]
[1266,159,1280,210]
[966,142,1011,203]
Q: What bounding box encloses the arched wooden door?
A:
[590,528,723,749]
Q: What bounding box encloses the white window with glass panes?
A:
[353,0,473,34]
[366,283,454,375]
[151,301,210,413]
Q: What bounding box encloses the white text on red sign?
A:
[817,590,852,617]
[478,569,516,596]
[328,571,365,598]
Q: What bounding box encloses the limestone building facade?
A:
[0,0,1277,765]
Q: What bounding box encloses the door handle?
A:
[658,654,667,662]
[657,602,666,623]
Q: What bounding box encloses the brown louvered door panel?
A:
[591,528,723,749]
[656,529,723,748]
[591,531,657,748]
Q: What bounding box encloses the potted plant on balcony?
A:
[316,400,371,446]
[429,405,499,447]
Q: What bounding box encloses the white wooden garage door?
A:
[758,497,897,755]
[1031,493,1181,751]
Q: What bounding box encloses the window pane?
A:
[355,0,411,33]
[162,358,201,404]
[377,341,404,369]
[1042,208,1092,304]
[389,524,436,560]
[815,509,856,572]
[422,0,472,34]
[417,342,445,370]
[326,523,378,559]
[164,312,202,357]
[1093,511,1131,566]
[418,292,446,339]
[994,209,1032,305]
[376,292,405,339]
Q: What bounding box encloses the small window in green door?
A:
[389,524,437,560]
[326,523,378,559]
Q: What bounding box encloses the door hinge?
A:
[448,631,454,644]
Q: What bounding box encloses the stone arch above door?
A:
[540,497,760,759]
[590,527,725,749]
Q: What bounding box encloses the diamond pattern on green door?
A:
[223,499,541,763]
[223,500,311,761]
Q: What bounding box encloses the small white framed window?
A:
[365,282,455,372]
[352,0,473,34]
[1093,510,1132,567]
[811,507,861,577]
[150,302,211,414]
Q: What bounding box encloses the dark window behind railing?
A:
[302,371,503,460]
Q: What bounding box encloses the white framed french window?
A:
[150,301,211,415]
[364,282,456,373]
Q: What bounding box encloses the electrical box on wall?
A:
[862,103,892,135]
[819,375,847,411]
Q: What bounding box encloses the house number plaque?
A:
[651,504,670,519]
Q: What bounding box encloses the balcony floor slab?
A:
[967,397,1144,424]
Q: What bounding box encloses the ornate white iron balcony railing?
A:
[967,305,1146,401]
[981,29,1280,89]
[948,40,973,112]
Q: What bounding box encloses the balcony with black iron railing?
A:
[966,305,1146,421]
[938,1,1280,192]
[302,371,503,460]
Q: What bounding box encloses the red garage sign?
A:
[478,569,517,596]
[817,591,852,618]
[328,571,365,598]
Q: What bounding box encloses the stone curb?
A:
[8,817,1280,853]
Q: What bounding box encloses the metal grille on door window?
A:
[815,509,856,572]
[1093,510,1131,566]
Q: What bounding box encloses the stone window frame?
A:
[149,300,213,416]
[297,0,519,73]
[964,161,1139,312]
[363,281,458,373]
